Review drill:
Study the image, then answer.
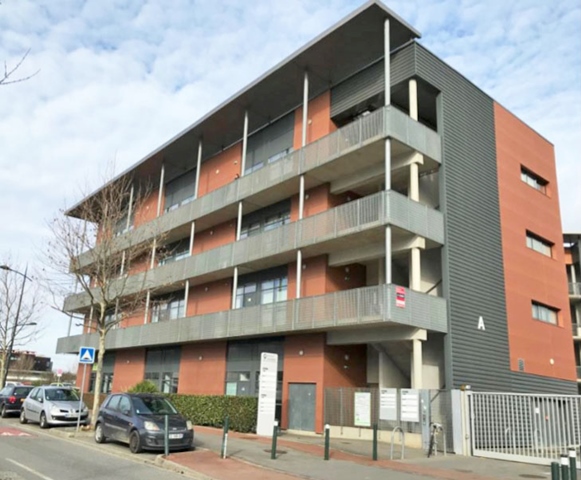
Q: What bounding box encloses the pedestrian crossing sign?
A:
[79,346,96,364]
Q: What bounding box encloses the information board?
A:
[256,352,278,436]
[379,388,398,421]
[354,392,371,427]
[400,388,420,422]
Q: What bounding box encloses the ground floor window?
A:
[144,347,181,393]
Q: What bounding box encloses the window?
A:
[245,113,294,174]
[521,167,548,193]
[164,169,197,212]
[526,231,552,257]
[159,238,190,265]
[144,347,180,393]
[113,210,135,236]
[235,269,288,308]
[239,200,291,239]
[532,301,558,325]
[151,291,186,322]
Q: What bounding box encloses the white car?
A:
[20,386,89,428]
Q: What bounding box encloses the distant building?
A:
[4,350,53,384]
[565,233,581,393]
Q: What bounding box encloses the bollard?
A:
[372,423,378,461]
[271,420,279,460]
[324,424,330,461]
[221,416,229,459]
[570,447,578,480]
[562,454,570,480]
[164,414,169,458]
[552,461,562,480]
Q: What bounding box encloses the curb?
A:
[155,455,216,480]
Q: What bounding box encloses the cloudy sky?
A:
[1,0,580,371]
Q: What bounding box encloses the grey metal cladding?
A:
[509,371,578,395]
[412,42,513,391]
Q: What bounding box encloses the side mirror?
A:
[38,397,44,403]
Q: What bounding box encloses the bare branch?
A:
[1,49,40,86]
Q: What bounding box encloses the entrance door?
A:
[288,383,316,431]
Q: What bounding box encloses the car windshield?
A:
[45,388,79,401]
[14,387,32,396]
[132,397,178,415]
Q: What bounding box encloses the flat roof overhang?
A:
[67,0,420,218]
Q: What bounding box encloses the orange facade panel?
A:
[111,348,146,392]
[494,102,575,381]
[178,342,227,395]
[197,143,241,197]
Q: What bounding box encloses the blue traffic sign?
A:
[79,346,96,364]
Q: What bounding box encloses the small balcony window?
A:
[526,231,552,257]
[521,167,548,194]
[151,292,186,322]
[531,301,558,325]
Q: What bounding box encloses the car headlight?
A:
[82,406,88,412]
[144,421,160,432]
[50,406,60,415]
[186,420,193,431]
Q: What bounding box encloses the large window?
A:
[526,231,552,257]
[151,290,186,322]
[113,209,134,236]
[240,200,291,239]
[144,347,180,393]
[235,267,288,309]
[532,301,558,325]
[521,167,548,194]
[164,168,197,212]
[89,352,115,394]
[245,113,294,174]
[159,238,190,265]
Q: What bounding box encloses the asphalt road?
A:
[0,417,192,480]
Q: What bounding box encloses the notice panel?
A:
[256,352,278,436]
[379,388,397,421]
[354,392,371,427]
[400,389,420,423]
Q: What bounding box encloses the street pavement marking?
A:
[5,459,54,480]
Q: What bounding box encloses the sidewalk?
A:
[165,426,552,480]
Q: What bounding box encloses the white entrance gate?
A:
[469,392,581,465]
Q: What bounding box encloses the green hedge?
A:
[167,394,258,433]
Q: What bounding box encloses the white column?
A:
[184,280,190,318]
[410,245,421,291]
[298,176,305,220]
[231,267,239,309]
[189,222,195,254]
[157,163,165,217]
[385,226,391,284]
[144,291,150,324]
[571,264,577,284]
[120,251,126,276]
[408,79,421,202]
[411,339,423,389]
[150,239,157,269]
[88,306,94,332]
[236,202,243,240]
[409,79,418,120]
[384,19,390,106]
[296,250,302,299]
[194,139,202,199]
[302,71,309,147]
[240,111,249,176]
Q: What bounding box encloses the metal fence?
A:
[470,392,581,465]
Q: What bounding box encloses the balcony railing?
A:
[63,190,444,311]
[56,283,448,354]
[76,105,442,269]
[570,283,581,296]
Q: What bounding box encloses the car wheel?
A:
[94,423,107,444]
[129,431,142,454]
[19,409,28,424]
[1,404,7,418]
[39,412,49,429]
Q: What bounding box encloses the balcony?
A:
[570,283,581,298]
[64,190,444,311]
[75,105,441,270]
[573,323,581,339]
[577,366,581,381]
[56,283,447,353]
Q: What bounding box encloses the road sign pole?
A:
[76,364,87,433]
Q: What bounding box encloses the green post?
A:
[372,423,378,461]
[324,424,330,461]
[270,420,279,460]
[562,454,570,480]
[570,447,578,480]
[552,461,562,480]
[221,416,230,459]
[164,414,169,458]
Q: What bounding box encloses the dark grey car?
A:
[94,393,194,453]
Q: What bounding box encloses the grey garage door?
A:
[288,383,316,431]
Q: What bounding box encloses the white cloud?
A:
[0,0,579,369]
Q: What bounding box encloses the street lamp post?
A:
[0,264,34,388]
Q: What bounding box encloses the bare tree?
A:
[0,259,41,387]
[44,171,163,426]
[1,49,39,86]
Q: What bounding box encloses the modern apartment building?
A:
[565,234,581,393]
[56,1,577,432]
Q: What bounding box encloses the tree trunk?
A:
[91,333,106,428]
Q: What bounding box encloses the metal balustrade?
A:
[75,105,442,270]
[64,190,444,311]
[570,282,581,296]
[56,283,448,353]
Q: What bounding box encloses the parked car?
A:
[94,393,194,454]
[0,384,33,418]
[20,386,89,428]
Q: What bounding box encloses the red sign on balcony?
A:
[396,286,406,308]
